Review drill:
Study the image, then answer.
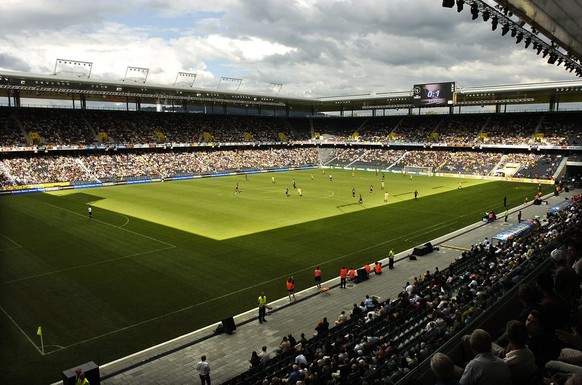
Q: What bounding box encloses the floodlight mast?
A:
[123,66,149,83]
[174,72,197,87]
[268,82,283,95]
[217,77,243,91]
[53,59,93,78]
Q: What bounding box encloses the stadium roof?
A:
[1,0,581,115]
[500,0,582,61]
[2,69,581,115]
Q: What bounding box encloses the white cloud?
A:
[0,0,576,97]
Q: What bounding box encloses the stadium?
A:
[1,1,582,385]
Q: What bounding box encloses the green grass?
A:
[0,169,551,384]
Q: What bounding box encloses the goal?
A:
[403,166,434,176]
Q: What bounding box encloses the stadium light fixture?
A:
[442,0,454,8]
[491,16,498,31]
[482,10,489,22]
[471,4,479,20]
[524,36,532,48]
[547,55,557,65]
[456,0,464,12]
[510,27,517,38]
[501,24,510,36]
[515,33,524,44]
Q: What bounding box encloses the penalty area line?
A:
[0,305,43,355]
[44,202,175,248]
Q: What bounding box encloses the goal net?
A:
[403,166,434,176]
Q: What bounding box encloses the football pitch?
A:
[0,169,549,384]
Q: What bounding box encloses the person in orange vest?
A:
[340,267,347,288]
[348,267,356,283]
[314,266,322,289]
[286,276,296,301]
[364,263,371,278]
[374,261,382,275]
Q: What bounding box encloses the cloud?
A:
[0,0,575,98]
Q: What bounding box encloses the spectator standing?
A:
[340,267,347,288]
[195,355,211,385]
[287,276,296,301]
[258,292,268,324]
[74,368,90,385]
[314,266,322,289]
[388,249,395,269]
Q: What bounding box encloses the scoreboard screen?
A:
[412,82,455,106]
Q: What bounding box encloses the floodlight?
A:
[547,55,557,64]
[515,33,523,44]
[524,36,532,48]
[501,24,510,36]
[491,16,498,31]
[482,11,489,21]
[456,0,464,12]
[471,4,479,20]
[442,0,454,8]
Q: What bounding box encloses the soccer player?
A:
[352,187,356,198]
[329,174,333,182]
[414,190,418,200]
[358,194,363,204]
[369,184,373,193]
[292,179,296,189]
[272,176,275,184]
[88,205,93,220]
[235,183,240,194]
[384,192,389,202]
[285,188,290,197]
[381,180,385,190]
[297,188,302,197]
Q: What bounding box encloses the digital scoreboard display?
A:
[412,82,455,106]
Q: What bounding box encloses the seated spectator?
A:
[277,336,292,355]
[334,310,348,326]
[430,352,461,385]
[501,320,537,384]
[351,303,363,318]
[314,317,329,336]
[374,261,382,275]
[459,329,512,385]
[364,295,375,311]
[249,350,261,368]
[258,346,270,363]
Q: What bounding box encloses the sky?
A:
[0,0,577,99]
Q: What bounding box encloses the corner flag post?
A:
[37,326,44,354]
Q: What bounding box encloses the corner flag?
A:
[37,326,42,336]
